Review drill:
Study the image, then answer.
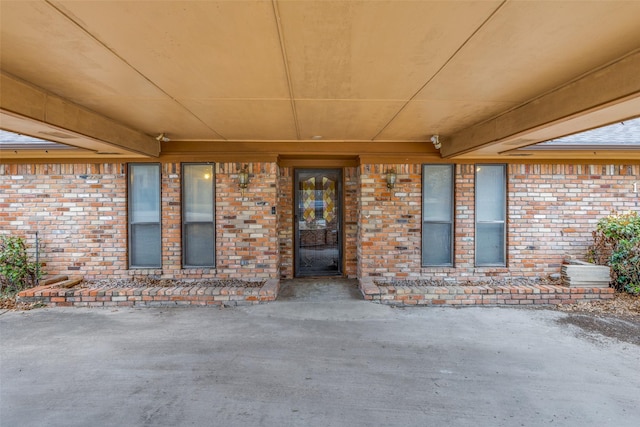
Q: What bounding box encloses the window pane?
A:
[130,224,161,267]
[182,163,215,268]
[423,165,452,221]
[422,164,454,267]
[184,164,214,222]
[130,164,160,223]
[423,223,452,265]
[184,223,215,266]
[128,164,161,268]
[476,165,505,222]
[476,223,505,265]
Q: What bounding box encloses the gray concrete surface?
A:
[1,279,639,427]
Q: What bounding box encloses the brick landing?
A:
[17,279,279,308]
[359,278,614,306]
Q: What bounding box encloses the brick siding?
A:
[1,161,638,284]
[343,167,359,278]
[0,162,278,281]
[0,163,128,278]
[277,167,294,279]
[508,164,639,274]
[357,164,423,279]
[359,163,639,282]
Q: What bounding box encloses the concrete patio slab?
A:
[1,282,638,427]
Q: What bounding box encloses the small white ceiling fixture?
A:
[156,133,170,142]
[431,135,441,150]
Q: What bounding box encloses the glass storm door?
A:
[294,169,342,277]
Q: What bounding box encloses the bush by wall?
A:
[0,235,41,294]
[589,211,640,295]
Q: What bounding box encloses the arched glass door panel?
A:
[294,169,342,276]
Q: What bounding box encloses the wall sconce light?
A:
[238,164,250,192]
[386,169,397,189]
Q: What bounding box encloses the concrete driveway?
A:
[1,280,639,427]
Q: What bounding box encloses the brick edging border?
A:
[17,279,280,308]
[359,277,614,306]
[17,277,615,308]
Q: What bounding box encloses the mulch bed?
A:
[77,277,266,289]
[0,297,44,311]
[374,276,564,288]
[556,292,640,319]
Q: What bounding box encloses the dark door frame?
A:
[293,168,344,277]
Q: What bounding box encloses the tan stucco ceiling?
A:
[1,0,639,161]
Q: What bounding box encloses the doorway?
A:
[294,169,342,277]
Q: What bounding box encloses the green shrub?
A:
[0,235,41,294]
[589,212,640,295]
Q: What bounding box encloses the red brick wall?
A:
[1,161,638,283]
[0,162,278,281]
[359,163,639,282]
[453,165,475,274]
[507,164,639,275]
[0,163,128,278]
[357,164,423,279]
[343,167,358,278]
[211,162,278,280]
[277,167,294,279]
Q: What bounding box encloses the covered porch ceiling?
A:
[1,0,639,162]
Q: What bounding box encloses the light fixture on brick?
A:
[238,164,250,194]
[386,169,397,189]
